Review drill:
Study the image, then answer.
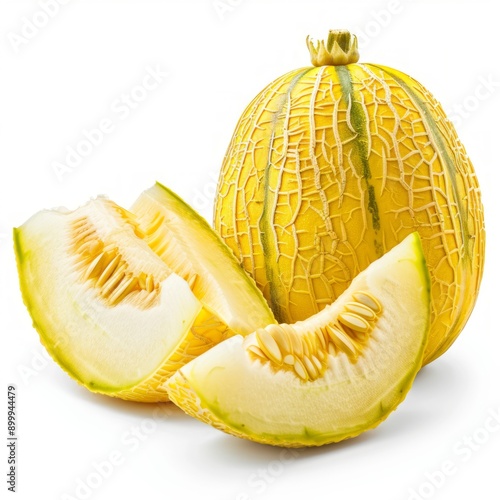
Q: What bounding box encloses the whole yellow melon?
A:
[214,30,485,364]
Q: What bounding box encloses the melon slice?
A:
[130,182,275,334]
[166,233,430,447]
[14,195,271,402]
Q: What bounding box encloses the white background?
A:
[1,1,499,499]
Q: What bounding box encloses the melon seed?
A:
[311,355,322,372]
[96,254,121,287]
[325,325,358,358]
[338,312,370,333]
[353,292,382,314]
[344,301,377,321]
[145,275,155,293]
[293,359,308,381]
[247,344,267,359]
[282,324,303,357]
[145,213,164,235]
[187,274,198,289]
[303,356,318,379]
[73,226,95,246]
[256,328,283,364]
[84,251,108,281]
[108,275,138,305]
[315,328,327,350]
[101,267,126,297]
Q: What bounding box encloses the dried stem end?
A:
[307,29,360,67]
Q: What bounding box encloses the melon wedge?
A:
[166,233,430,447]
[131,182,275,334]
[14,195,272,402]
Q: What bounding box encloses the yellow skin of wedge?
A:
[167,233,430,447]
[214,33,485,365]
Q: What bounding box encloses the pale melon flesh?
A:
[166,233,430,447]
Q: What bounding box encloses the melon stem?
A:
[307,29,360,66]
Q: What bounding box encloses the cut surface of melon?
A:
[14,198,230,402]
[166,233,430,447]
[131,182,275,334]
